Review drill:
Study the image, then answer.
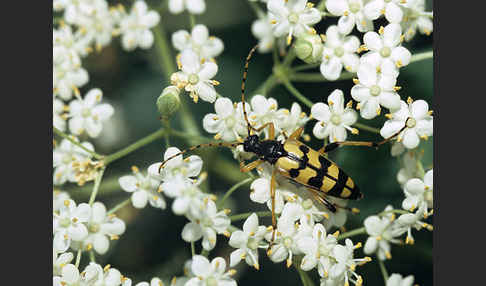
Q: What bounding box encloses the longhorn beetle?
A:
[159,45,411,243]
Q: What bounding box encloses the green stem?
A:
[317,0,327,11]
[217,178,253,208]
[282,47,296,67]
[153,22,176,76]
[107,198,131,215]
[53,127,103,159]
[89,250,96,262]
[162,119,171,148]
[104,129,166,165]
[296,265,309,286]
[337,227,366,241]
[188,13,196,28]
[75,249,82,268]
[281,78,313,108]
[378,258,389,283]
[230,211,272,222]
[253,74,279,96]
[292,63,320,72]
[354,122,380,134]
[191,242,196,256]
[88,167,106,206]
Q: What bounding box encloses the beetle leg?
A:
[319,117,413,153]
[240,159,264,173]
[253,122,275,140]
[289,126,304,140]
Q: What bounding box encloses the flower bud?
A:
[294,34,323,64]
[157,86,180,119]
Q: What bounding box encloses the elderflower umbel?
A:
[202,97,249,142]
[386,273,415,286]
[168,0,206,15]
[119,166,167,209]
[119,0,160,51]
[351,63,401,119]
[267,0,321,44]
[172,24,224,61]
[320,25,361,81]
[182,199,231,250]
[185,255,236,286]
[171,49,219,103]
[402,169,433,211]
[401,0,433,42]
[326,0,373,34]
[53,138,95,185]
[229,213,270,269]
[277,102,309,140]
[71,202,126,254]
[297,223,338,277]
[395,204,432,245]
[364,0,407,23]
[53,199,91,252]
[361,24,411,75]
[68,88,114,138]
[380,99,433,149]
[312,89,358,142]
[248,95,282,137]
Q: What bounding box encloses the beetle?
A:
[159,45,410,242]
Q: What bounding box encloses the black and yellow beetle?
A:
[159,45,410,240]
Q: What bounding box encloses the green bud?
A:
[157,86,181,119]
[294,34,323,64]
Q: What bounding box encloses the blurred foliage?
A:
[65,0,433,285]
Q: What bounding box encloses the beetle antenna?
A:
[241,44,259,136]
[158,142,242,173]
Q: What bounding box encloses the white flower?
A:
[53,264,82,286]
[396,151,419,185]
[265,214,312,267]
[86,263,127,286]
[149,147,203,182]
[185,255,237,286]
[394,204,432,245]
[168,0,206,15]
[54,99,67,131]
[68,88,114,138]
[402,169,433,211]
[327,239,369,285]
[70,202,126,254]
[171,49,218,103]
[53,40,89,100]
[203,97,249,142]
[135,278,165,286]
[120,0,160,51]
[53,250,74,276]
[172,24,224,60]
[267,0,322,44]
[54,190,71,212]
[181,200,230,251]
[281,197,329,225]
[320,26,361,81]
[363,206,401,260]
[229,213,270,269]
[53,138,94,185]
[53,199,91,252]
[248,95,281,137]
[364,0,407,23]
[297,224,338,277]
[321,198,349,229]
[119,166,166,209]
[401,0,433,42]
[277,102,309,140]
[53,24,91,57]
[360,24,411,75]
[326,0,373,34]
[252,16,276,53]
[312,89,358,142]
[351,63,401,119]
[380,99,433,149]
[386,273,415,286]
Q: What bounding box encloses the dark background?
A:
[60,0,433,285]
